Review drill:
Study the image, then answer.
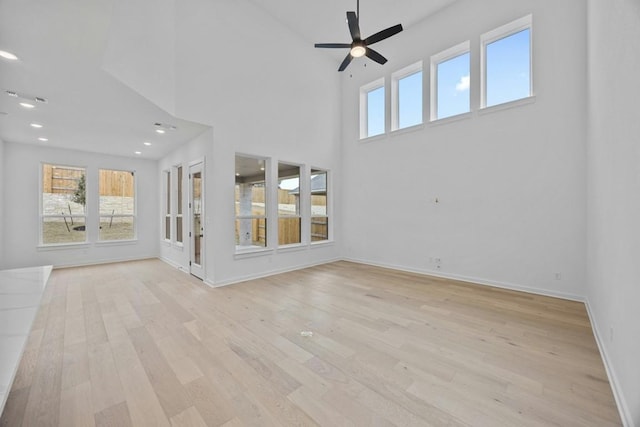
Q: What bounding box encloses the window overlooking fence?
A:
[310,168,329,242]
[278,163,301,246]
[235,155,268,252]
[164,170,171,241]
[176,165,184,244]
[41,164,87,245]
[99,169,135,241]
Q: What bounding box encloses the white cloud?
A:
[456,75,470,92]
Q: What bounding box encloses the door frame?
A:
[188,159,205,280]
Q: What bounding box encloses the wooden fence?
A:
[42,165,134,197]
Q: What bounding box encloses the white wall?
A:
[0,139,4,269]
[340,0,588,299]
[587,1,640,425]
[2,142,159,269]
[150,0,342,285]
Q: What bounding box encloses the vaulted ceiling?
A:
[0,0,457,159]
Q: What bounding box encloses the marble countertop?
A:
[0,265,52,416]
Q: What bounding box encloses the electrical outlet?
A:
[434,258,442,269]
[555,272,562,280]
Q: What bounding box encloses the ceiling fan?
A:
[314,0,403,72]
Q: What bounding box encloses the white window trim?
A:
[480,14,533,109]
[174,164,184,247]
[430,41,471,122]
[235,154,270,254]
[391,61,423,131]
[98,169,137,242]
[277,161,304,248]
[39,163,88,247]
[310,167,331,244]
[163,169,171,243]
[359,77,386,139]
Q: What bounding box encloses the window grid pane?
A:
[436,52,470,119]
[486,28,531,107]
[367,86,385,137]
[398,71,423,129]
[99,169,135,241]
[310,169,328,242]
[278,164,301,245]
[236,155,268,250]
[41,164,87,245]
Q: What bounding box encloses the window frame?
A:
[98,168,137,242]
[430,41,471,122]
[480,14,533,109]
[277,162,303,247]
[235,154,270,254]
[310,167,330,244]
[39,163,88,247]
[359,77,386,139]
[175,164,184,246]
[391,61,424,131]
[163,169,171,242]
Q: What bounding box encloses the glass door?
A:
[189,162,204,279]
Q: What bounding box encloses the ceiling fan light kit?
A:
[314,0,403,72]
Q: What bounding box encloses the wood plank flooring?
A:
[0,259,621,426]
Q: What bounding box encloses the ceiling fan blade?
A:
[346,11,361,41]
[364,24,403,45]
[338,53,354,72]
[365,47,387,65]
[314,43,352,49]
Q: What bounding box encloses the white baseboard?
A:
[159,256,189,273]
[207,257,342,288]
[584,300,633,427]
[52,255,158,269]
[342,257,585,302]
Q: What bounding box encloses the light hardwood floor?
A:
[0,259,621,426]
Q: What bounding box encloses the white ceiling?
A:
[0,0,456,160]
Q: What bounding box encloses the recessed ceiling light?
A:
[143,142,152,146]
[135,151,142,155]
[155,129,165,134]
[6,91,18,97]
[38,137,48,142]
[20,102,35,109]
[0,50,18,60]
[30,123,43,128]
[235,173,240,176]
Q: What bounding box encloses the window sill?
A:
[359,133,387,143]
[390,123,425,136]
[95,239,138,247]
[234,247,273,259]
[173,242,184,251]
[37,242,90,251]
[479,95,536,116]
[429,111,472,127]
[310,240,334,248]
[277,244,307,254]
[161,240,171,246]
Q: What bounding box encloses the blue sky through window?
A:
[367,86,385,137]
[398,71,423,128]
[437,52,470,119]
[486,28,531,107]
